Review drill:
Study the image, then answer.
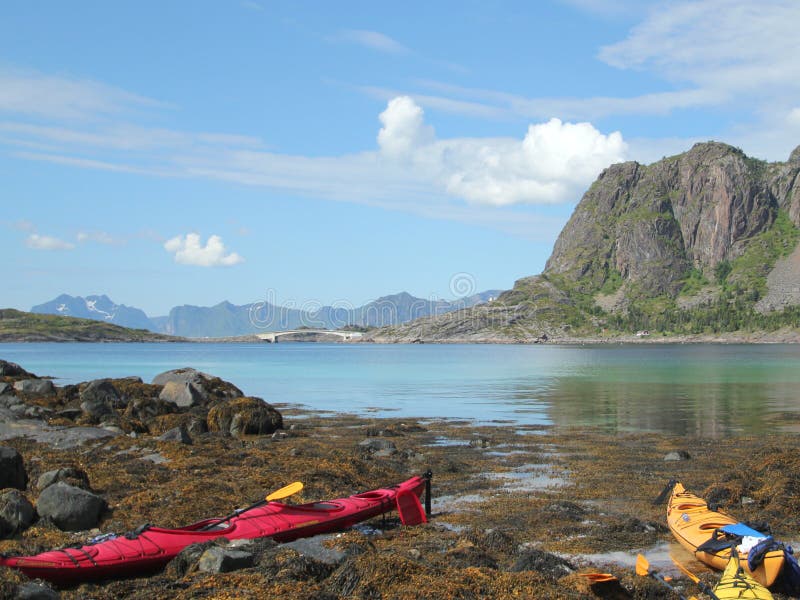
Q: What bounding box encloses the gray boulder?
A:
[13,379,55,396]
[0,382,9,395]
[159,381,205,408]
[664,450,691,461]
[80,379,123,409]
[152,367,212,387]
[358,438,397,453]
[0,360,33,377]
[37,467,91,491]
[0,446,27,490]
[158,424,192,445]
[36,482,105,531]
[197,545,255,573]
[207,397,283,437]
[0,489,35,537]
[124,397,178,421]
[152,368,243,402]
[14,582,59,600]
[79,385,117,423]
[80,397,113,423]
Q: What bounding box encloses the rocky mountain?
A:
[31,290,502,339]
[31,294,156,331]
[165,290,502,338]
[371,142,800,342]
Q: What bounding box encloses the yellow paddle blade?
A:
[636,554,650,577]
[266,481,303,502]
[579,573,617,583]
[670,554,701,583]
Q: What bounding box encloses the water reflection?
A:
[505,344,800,437]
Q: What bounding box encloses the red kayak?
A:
[0,474,429,585]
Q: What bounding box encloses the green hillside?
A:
[0,309,182,342]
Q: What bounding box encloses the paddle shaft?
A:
[670,556,721,600]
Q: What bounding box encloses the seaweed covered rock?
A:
[37,467,91,492]
[511,548,575,579]
[14,379,55,396]
[79,379,131,424]
[0,359,34,378]
[152,368,243,407]
[36,482,105,531]
[158,424,192,444]
[164,541,218,578]
[0,446,27,490]
[207,397,283,437]
[0,489,35,537]
[123,397,178,422]
[80,379,123,410]
[197,545,256,573]
[14,581,59,600]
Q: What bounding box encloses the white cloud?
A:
[438,118,627,206]
[164,233,244,267]
[377,96,435,158]
[4,95,627,209]
[337,30,409,55]
[26,234,75,250]
[374,97,626,205]
[77,231,119,245]
[598,0,800,95]
[0,69,163,120]
[788,108,800,127]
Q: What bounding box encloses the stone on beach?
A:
[152,367,243,406]
[14,582,60,600]
[207,397,283,437]
[37,467,92,491]
[159,380,205,408]
[0,360,35,378]
[13,379,55,396]
[0,489,35,537]
[197,545,256,573]
[663,450,691,461]
[35,482,105,531]
[158,424,193,444]
[124,396,179,421]
[0,445,27,490]
[358,438,397,453]
[80,379,124,409]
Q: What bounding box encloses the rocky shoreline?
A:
[2,359,800,599]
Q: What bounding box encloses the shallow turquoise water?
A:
[1,342,799,436]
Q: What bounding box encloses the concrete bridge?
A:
[256,330,364,343]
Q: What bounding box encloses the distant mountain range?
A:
[30,290,502,338]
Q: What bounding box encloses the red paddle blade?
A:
[396,489,427,526]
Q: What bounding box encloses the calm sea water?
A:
[1,342,799,437]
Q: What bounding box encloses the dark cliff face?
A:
[544,142,791,297]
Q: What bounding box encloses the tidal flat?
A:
[2,369,800,598]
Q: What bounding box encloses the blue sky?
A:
[2,0,799,316]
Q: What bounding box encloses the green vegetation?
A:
[0,309,178,342]
[725,210,799,297]
[599,269,623,295]
[714,260,732,284]
[680,268,709,295]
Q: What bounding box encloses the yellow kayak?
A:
[714,554,774,600]
[666,482,784,587]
